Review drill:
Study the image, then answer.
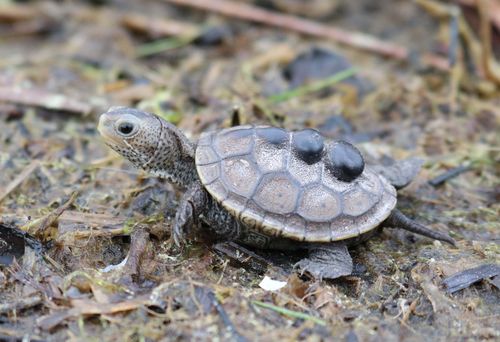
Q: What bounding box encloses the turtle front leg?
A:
[173,181,208,246]
[295,243,353,280]
[173,181,242,245]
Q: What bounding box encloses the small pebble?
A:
[194,26,232,46]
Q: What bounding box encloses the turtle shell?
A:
[195,126,397,242]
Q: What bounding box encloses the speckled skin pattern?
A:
[98,107,198,186]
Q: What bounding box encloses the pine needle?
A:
[252,301,327,326]
[268,67,357,103]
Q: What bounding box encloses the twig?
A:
[401,298,419,323]
[0,87,92,114]
[213,241,289,276]
[37,297,146,331]
[163,0,449,70]
[22,191,78,236]
[0,295,43,314]
[121,13,199,37]
[442,264,500,293]
[0,4,37,22]
[57,227,130,243]
[428,164,472,187]
[448,7,461,112]
[458,0,500,30]
[417,0,500,84]
[477,0,500,84]
[0,160,40,204]
[208,291,248,342]
[122,228,149,279]
[252,300,327,326]
[58,211,126,227]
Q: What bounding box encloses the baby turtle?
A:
[98,107,455,279]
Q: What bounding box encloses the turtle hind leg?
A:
[371,157,423,190]
[385,209,456,246]
[294,243,353,280]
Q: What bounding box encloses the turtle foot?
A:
[294,243,353,280]
[371,157,423,190]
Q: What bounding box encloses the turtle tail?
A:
[385,209,456,246]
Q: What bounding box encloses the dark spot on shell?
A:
[256,127,288,145]
[326,140,364,182]
[292,129,324,164]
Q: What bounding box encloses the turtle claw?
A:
[172,227,182,248]
[173,222,189,248]
[294,243,353,280]
[172,182,208,249]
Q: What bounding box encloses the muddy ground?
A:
[0,0,498,341]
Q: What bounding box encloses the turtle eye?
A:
[116,121,136,136]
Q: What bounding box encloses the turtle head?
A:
[98,107,164,169]
[98,107,196,186]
